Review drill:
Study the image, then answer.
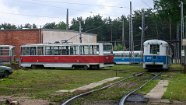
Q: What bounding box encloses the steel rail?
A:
[119,73,161,105]
[61,72,144,105]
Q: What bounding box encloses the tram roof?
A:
[0,45,15,48]
[113,51,142,54]
[143,39,168,45]
[21,43,112,47]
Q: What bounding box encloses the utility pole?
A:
[110,23,113,43]
[129,15,131,52]
[79,21,82,43]
[129,1,134,63]
[122,20,125,50]
[66,8,69,30]
[180,1,184,64]
[141,9,145,52]
[180,1,186,72]
[129,1,133,52]
[177,23,180,63]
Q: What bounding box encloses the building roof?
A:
[42,29,97,36]
[0,28,97,36]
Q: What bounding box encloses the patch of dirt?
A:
[83,100,118,105]
[0,96,56,105]
[116,82,137,89]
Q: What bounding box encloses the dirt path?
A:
[145,80,169,103]
[56,77,121,93]
[0,96,52,105]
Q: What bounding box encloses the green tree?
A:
[55,21,66,30]
[43,22,56,29]
[153,0,186,40]
[32,24,37,28]
[0,23,17,29]
[114,44,125,51]
[70,17,84,31]
[24,23,32,28]
[84,15,105,41]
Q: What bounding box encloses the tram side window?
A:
[37,47,43,55]
[114,53,122,57]
[79,46,83,55]
[45,46,52,55]
[91,45,99,55]
[70,47,73,55]
[150,45,159,54]
[84,46,89,55]
[129,52,132,57]
[70,46,78,55]
[124,53,130,57]
[64,46,69,55]
[22,47,30,55]
[103,45,112,54]
[134,53,140,57]
[12,47,15,56]
[0,47,9,56]
[58,46,69,55]
[80,45,90,55]
[52,46,59,55]
[30,47,36,55]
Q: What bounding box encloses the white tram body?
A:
[20,43,114,69]
[143,39,172,70]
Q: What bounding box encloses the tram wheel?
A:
[31,65,37,69]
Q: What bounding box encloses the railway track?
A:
[119,72,161,105]
[60,72,161,105]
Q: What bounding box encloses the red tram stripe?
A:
[20,55,114,63]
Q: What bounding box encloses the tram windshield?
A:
[103,44,113,55]
[150,44,159,54]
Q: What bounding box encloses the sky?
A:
[0,0,154,27]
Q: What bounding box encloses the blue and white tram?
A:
[143,39,172,70]
[113,51,143,64]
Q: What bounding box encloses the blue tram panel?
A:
[144,56,167,64]
[113,51,143,64]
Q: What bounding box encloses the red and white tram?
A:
[20,43,114,69]
[0,45,15,64]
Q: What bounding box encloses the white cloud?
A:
[0,0,154,26]
[0,0,62,26]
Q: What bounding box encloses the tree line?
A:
[0,0,185,50]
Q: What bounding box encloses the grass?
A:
[0,65,143,101]
[3,64,186,103]
[163,73,186,101]
[0,69,115,98]
[169,64,183,71]
[157,64,186,101]
[138,79,159,94]
[72,73,153,105]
